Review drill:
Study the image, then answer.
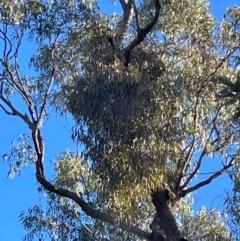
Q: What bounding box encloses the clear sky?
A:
[0,1,239,241]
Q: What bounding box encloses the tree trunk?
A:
[151,187,184,241]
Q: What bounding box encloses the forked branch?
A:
[124,0,162,66]
[112,0,162,66]
[0,91,33,129]
[179,158,234,198]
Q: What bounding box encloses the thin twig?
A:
[0,94,33,129]
[0,103,13,115]
[38,68,55,127]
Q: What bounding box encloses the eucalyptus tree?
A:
[0,0,240,240]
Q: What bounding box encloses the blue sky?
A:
[0,1,239,241]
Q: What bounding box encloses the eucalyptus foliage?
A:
[1,0,240,240]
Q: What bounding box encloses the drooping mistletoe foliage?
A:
[65,0,240,221]
[1,0,240,240]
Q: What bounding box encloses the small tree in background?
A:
[1,0,240,240]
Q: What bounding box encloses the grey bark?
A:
[151,187,186,241]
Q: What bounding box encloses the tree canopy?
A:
[1,0,240,240]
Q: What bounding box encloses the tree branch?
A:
[0,103,13,115]
[133,0,140,33]
[38,68,55,128]
[114,0,134,46]
[124,0,162,66]
[180,146,207,191]
[0,59,36,121]
[0,93,33,129]
[180,159,234,197]
[198,46,239,95]
[28,109,152,240]
[0,26,12,58]
[151,187,184,241]
[179,101,223,192]
[119,0,127,11]
[36,171,152,240]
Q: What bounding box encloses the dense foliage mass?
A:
[1,0,240,240]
